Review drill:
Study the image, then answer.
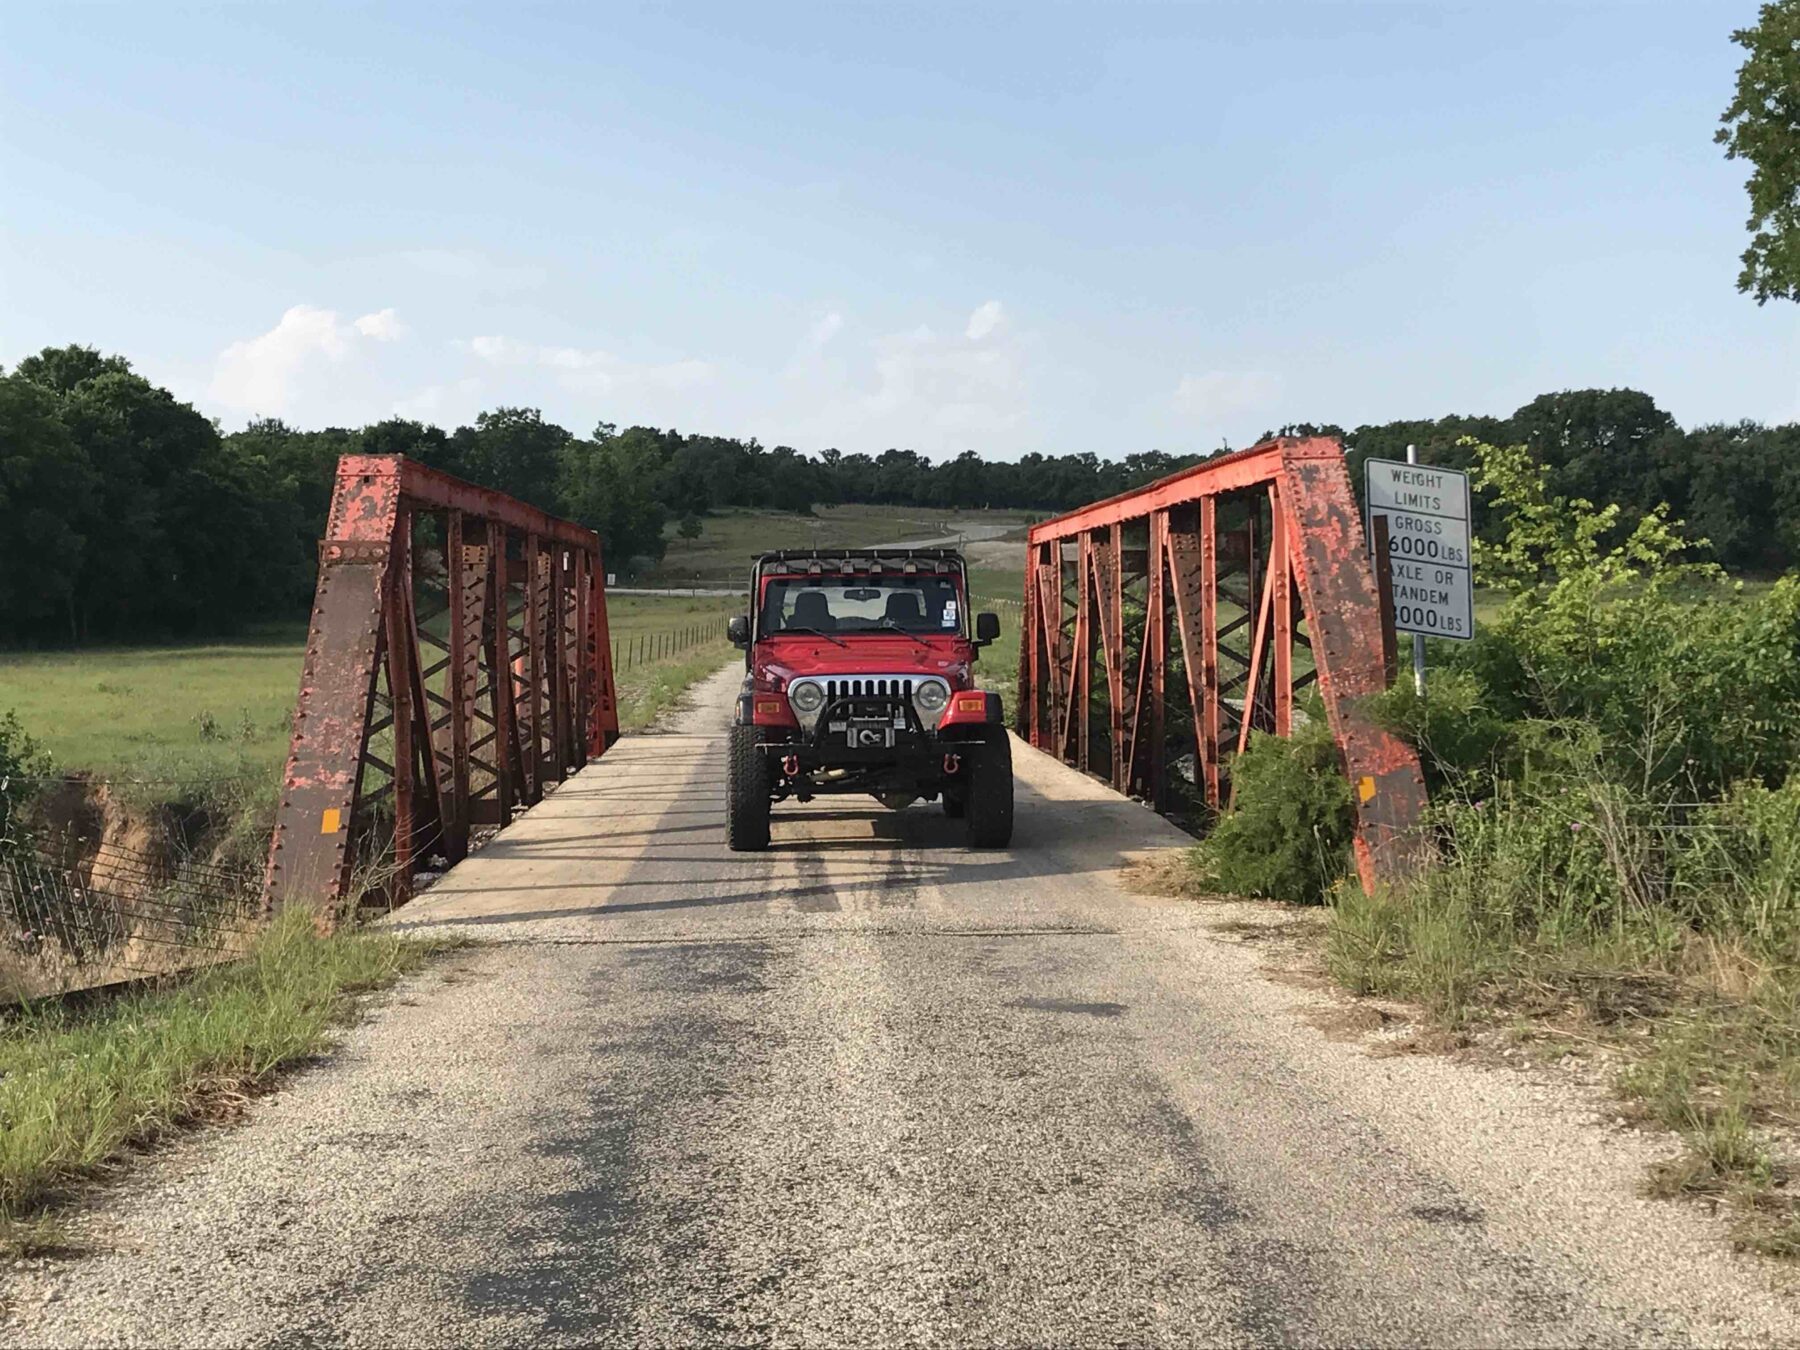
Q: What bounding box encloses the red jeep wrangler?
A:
[724,548,1014,851]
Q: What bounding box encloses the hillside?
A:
[629,503,1035,597]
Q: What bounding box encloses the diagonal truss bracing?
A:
[264,455,618,919]
[1018,437,1426,893]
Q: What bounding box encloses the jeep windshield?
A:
[758,574,965,638]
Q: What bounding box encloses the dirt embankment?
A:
[1,781,258,1001]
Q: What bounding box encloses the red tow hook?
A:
[782,754,800,778]
[943,753,961,776]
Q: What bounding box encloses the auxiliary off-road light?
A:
[788,681,826,715]
[951,692,987,715]
[914,681,950,714]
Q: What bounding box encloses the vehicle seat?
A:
[883,592,925,627]
[790,590,836,630]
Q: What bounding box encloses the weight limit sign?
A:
[1364,458,1474,641]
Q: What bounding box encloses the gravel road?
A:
[4,663,1796,1347]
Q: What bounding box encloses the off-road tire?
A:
[727,723,773,851]
[964,729,1014,848]
[941,783,968,819]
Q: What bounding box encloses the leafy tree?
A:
[1718,0,1800,302]
[450,407,568,510]
[1507,388,1674,509]
[358,417,454,473]
[0,374,93,638]
[557,426,668,568]
[8,331,1800,647]
[12,343,131,395]
[678,513,703,540]
[7,349,306,638]
[226,419,359,602]
[58,368,222,635]
[933,450,989,509]
[764,446,818,513]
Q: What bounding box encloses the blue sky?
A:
[2,2,1794,458]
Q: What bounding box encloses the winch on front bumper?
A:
[740,692,941,771]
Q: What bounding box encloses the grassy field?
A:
[632,503,1035,587]
[622,503,1035,703]
[0,594,743,793]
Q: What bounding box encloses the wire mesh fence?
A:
[610,618,731,674]
[0,836,260,1001]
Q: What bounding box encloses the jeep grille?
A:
[824,677,914,700]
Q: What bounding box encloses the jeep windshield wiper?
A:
[764,625,846,648]
[875,618,930,646]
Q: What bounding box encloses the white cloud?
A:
[965,299,1005,342]
[209,304,407,415]
[867,323,1025,435]
[353,308,407,341]
[768,302,1033,451]
[460,334,713,398]
[1171,370,1279,421]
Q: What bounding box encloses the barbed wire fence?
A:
[611,618,732,674]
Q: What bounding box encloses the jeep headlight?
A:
[914,680,949,720]
[788,680,826,717]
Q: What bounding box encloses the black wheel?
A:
[941,783,968,819]
[964,729,1014,848]
[727,723,773,851]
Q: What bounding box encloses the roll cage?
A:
[746,549,971,648]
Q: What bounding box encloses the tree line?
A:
[3,343,1797,642]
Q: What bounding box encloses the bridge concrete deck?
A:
[3,663,1794,1347]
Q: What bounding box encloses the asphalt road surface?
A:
[4,664,1796,1347]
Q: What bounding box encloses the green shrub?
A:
[1458,440,1800,796]
[1192,710,1354,905]
[1367,669,1517,798]
[0,711,50,847]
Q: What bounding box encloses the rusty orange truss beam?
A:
[264,455,618,919]
[1019,436,1426,893]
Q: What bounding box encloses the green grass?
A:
[0,623,308,791]
[634,503,1035,587]
[0,595,745,796]
[618,646,736,731]
[0,910,442,1252]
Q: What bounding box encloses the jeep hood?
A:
[755,636,973,685]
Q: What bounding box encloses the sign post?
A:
[1365,446,1474,694]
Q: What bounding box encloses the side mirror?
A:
[727,614,750,648]
[974,611,1000,645]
